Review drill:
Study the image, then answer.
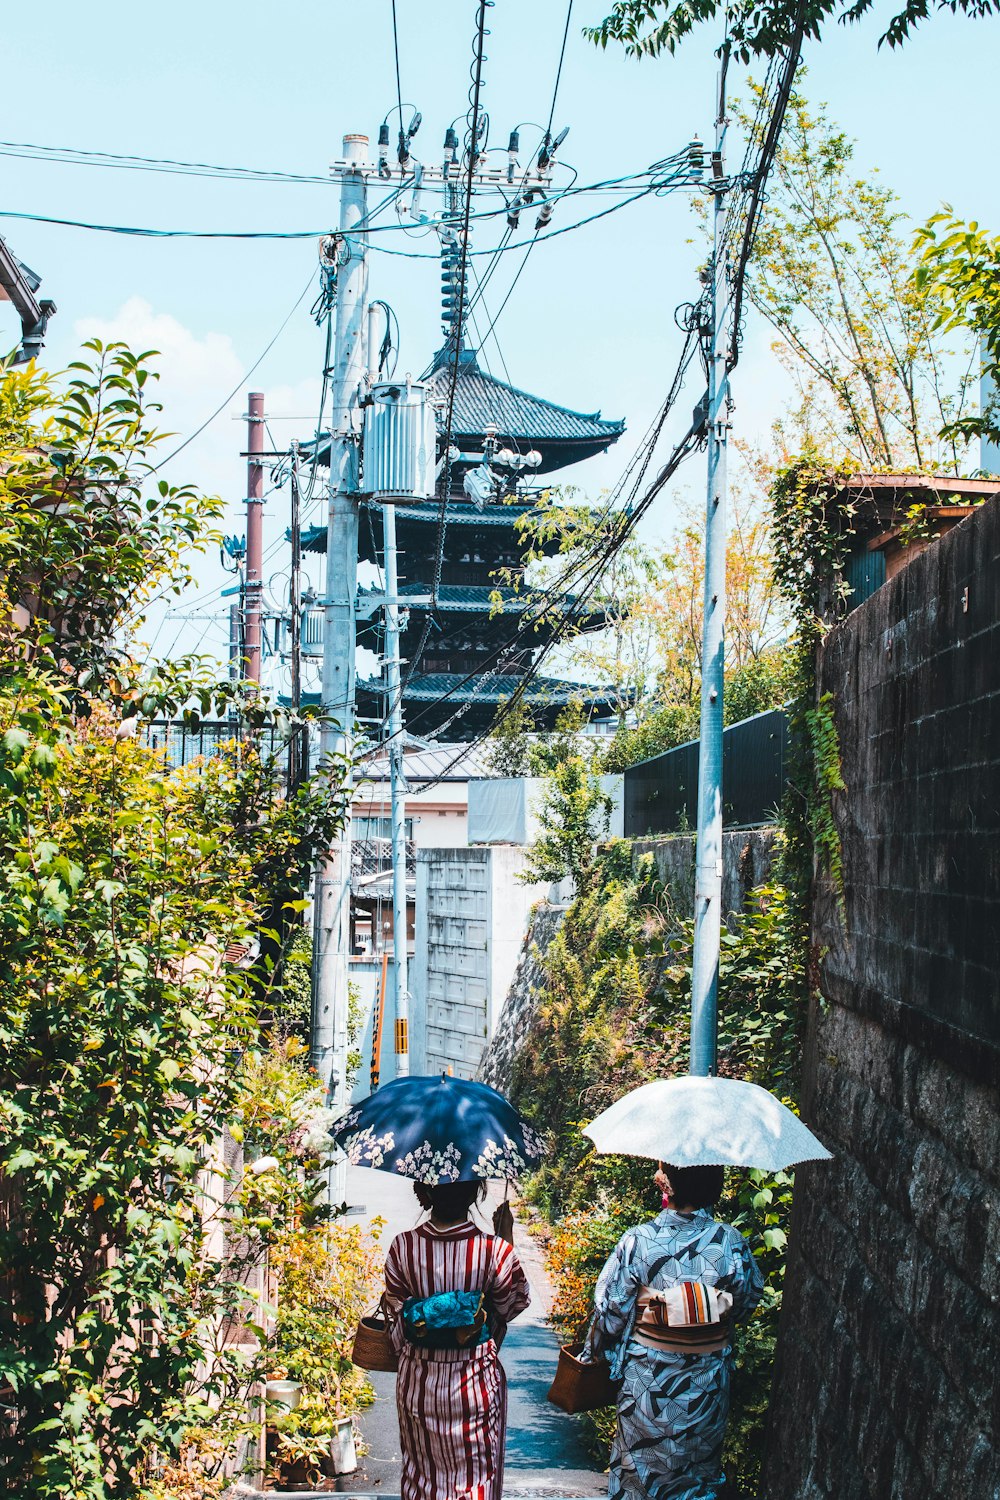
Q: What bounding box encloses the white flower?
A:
[302,1106,340,1153]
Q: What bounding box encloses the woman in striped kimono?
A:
[586,1163,764,1500]
[383,1180,531,1500]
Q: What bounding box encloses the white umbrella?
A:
[583,1076,832,1172]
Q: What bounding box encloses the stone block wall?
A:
[411,846,547,1080]
[765,498,1000,1500]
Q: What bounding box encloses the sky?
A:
[3,0,998,689]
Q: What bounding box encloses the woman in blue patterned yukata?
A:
[585,1162,763,1500]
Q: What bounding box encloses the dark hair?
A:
[663,1162,724,1210]
[413,1179,487,1222]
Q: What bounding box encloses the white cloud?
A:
[73,298,323,682]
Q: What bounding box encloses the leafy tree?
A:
[0,348,350,1498]
[589,0,1000,63]
[519,753,613,886]
[0,345,218,688]
[737,86,975,471]
[915,212,1000,454]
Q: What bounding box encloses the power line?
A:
[390,0,406,158]
[0,138,335,184]
[545,1,574,143]
[152,271,316,471]
[0,158,699,248]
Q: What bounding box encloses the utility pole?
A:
[245,391,266,685]
[365,298,411,1085]
[689,52,732,1078]
[313,135,369,1202]
[288,440,305,791]
[229,600,242,686]
[382,500,410,1080]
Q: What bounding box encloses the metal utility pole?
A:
[289,441,303,714]
[382,500,410,1079]
[245,391,266,685]
[689,54,732,1078]
[288,440,305,792]
[364,298,412,1084]
[229,600,242,685]
[313,135,369,1201]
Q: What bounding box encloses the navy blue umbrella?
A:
[332,1075,545,1184]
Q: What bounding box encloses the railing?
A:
[143,720,310,793]
[623,708,790,838]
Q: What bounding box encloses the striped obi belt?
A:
[633,1282,734,1355]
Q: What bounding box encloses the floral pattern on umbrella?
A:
[331,1075,544,1183]
[343,1126,396,1168]
[393,1141,463,1184]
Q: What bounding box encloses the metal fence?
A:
[143,720,308,782]
[623,708,790,838]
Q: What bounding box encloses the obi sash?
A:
[633,1282,734,1355]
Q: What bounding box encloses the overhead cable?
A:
[152,271,316,471]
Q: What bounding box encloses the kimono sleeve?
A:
[718,1226,765,1322]
[588,1228,643,1356]
[382,1233,412,1354]
[488,1236,531,1323]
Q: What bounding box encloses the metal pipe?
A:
[689,57,732,1077]
[245,392,265,684]
[383,497,410,1078]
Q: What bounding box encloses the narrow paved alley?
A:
[339,1166,607,1500]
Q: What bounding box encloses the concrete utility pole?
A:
[245,392,266,685]
[313,135,369,1202]
[689,56,732,1078]
[366,300,411,1084]
[382,500,411,1079]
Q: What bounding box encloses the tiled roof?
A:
[358,740,492,783]
[358,672,618,707]
[424,349,624,445]
[299,351,624,481]
[301,498,544,554]
[355,582,607,627]
[366,498,542,526]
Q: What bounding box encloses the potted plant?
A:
[269,1393,340,1487]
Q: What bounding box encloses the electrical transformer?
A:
[361,379,437,501]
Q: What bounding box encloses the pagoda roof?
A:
[353,582,608,635]
[372,672,616,707]
[355,671,618,738]
[423,348,624,470]
[302,498,544,556]
[303,349,624,479]
[359,582,591,615]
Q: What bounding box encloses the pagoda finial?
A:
[439,227,469,357]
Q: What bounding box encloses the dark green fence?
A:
[623,708,789,837]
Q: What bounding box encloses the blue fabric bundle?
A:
[402,1290,489,1350]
